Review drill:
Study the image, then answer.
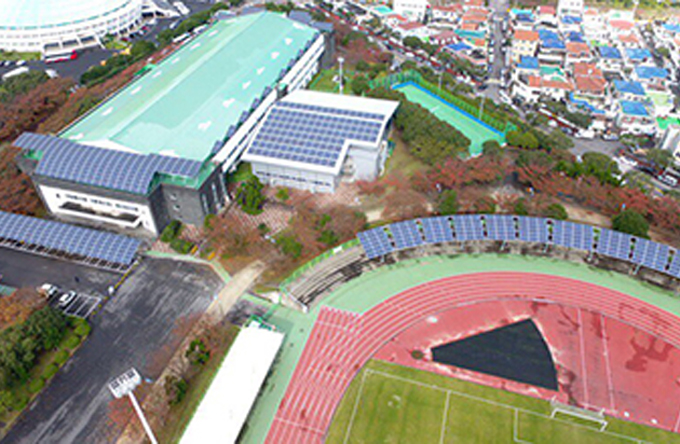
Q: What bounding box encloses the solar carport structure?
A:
[0,211,141,271]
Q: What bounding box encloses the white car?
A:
[39,283,60,298]
[59,291,77,307]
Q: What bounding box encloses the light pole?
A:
[108,368,158,444]
[338,56,345,94]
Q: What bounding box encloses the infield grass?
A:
[326,360,680,444]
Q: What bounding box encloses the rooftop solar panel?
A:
[596,229,632,260]
[551,221,593,251]
[277,101,385,121]
[14,134,202,195]
[358,227,393,259]
[421,217,454,244]
[0,211,140,265]
[631,238,670,272]
[518,217,548,243]
[389,221,423,250]
[484,215,517,241]
[452,215,484,241]
[246,103,387,169]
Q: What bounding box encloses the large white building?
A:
[0,0,146,55]
[661,125,680,163]
[243,90,398,193]
[14,12,326,235]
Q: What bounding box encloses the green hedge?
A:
[27,378,44,394]
[42,364,59,380]
[53,350,70,366]
[63,335,81,350]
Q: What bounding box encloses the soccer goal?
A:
[550,400,608,431]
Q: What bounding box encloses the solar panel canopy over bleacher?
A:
[596,229,631,261]
[355,216,680,281]
[0,211,141,266]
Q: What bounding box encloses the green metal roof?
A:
[61,12,318,162]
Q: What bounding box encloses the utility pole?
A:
[108,369,158,444]
[338,56,345,94]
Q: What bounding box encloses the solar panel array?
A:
[246,104,385,169]
[596,229,631,261]
[452,215,485,241]
[390,221,423,250]
[421,217,454,244]
[552,221,593,251]
[518,217,548,243]
[669,254,680,278]
[276,101,385,121]
[484,215,517,241]
[356,216,680,280]
[357,228,393,259]
[0,211,140,265]
[14,133,202,195]
[631,238,669,272]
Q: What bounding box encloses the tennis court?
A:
[393,82,505,156]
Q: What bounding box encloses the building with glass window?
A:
[14,12,326,235]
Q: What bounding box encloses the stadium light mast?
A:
[338,56,345,94]
[108,368,158,444]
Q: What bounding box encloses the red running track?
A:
[266,272,680,443]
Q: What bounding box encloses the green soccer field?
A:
[326,360,680,444]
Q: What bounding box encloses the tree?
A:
[130,40,156,60]
[582,152,621,185]
[351,75,370,96]
[236,175,265,215]
[612,209,649,238]
[277,235,303,259]
[437,189,458,215]
[544,129,574,152]
[646,148,673,170]
[544,203,568,220]
[482,140,503,158]
[402,37,423,50]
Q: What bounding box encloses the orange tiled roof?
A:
[514,30,539,41]
[566,42,591,56]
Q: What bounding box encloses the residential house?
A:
[558,15,582,34]
[582,8,607,42]
[632,65,669,88]
[565,41,591,67]
[430,30,458,46]
[431,4,462,22]
[616,100,656,135]
[597,46,624,73]
[393,0,429,22]
[395,21,431,39]
[536,5,558,26]
[611,79,646,102]
[512,29,539,63]
[660,125,680,163]
[624,48,653,67]
[557,0,583,17]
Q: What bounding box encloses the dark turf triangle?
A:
[431,319,558,390]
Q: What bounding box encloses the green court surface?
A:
[61,12,318,161]
[326,360,680,444]
[393,83,504,156]
[658,116,680,131]
[238,254,680,444]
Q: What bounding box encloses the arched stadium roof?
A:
[0,0,132,28]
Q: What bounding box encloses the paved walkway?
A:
[240,253,680,444]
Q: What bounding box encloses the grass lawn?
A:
[0,51,41,62]
[156,324,240,444]
[326,360,680,444]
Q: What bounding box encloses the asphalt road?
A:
[2,257,222,444]
[0,247,120,296]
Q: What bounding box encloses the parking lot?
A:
[3,256,223,444]
[47,290,102,319]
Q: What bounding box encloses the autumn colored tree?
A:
[0,146,43,215]
[382,188,430,221]
[0,287,45,330]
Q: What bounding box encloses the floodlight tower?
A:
[338,56,345,94]
[108,368,158,444]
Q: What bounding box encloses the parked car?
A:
[59,291,77,307]
[38,283,61,298]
